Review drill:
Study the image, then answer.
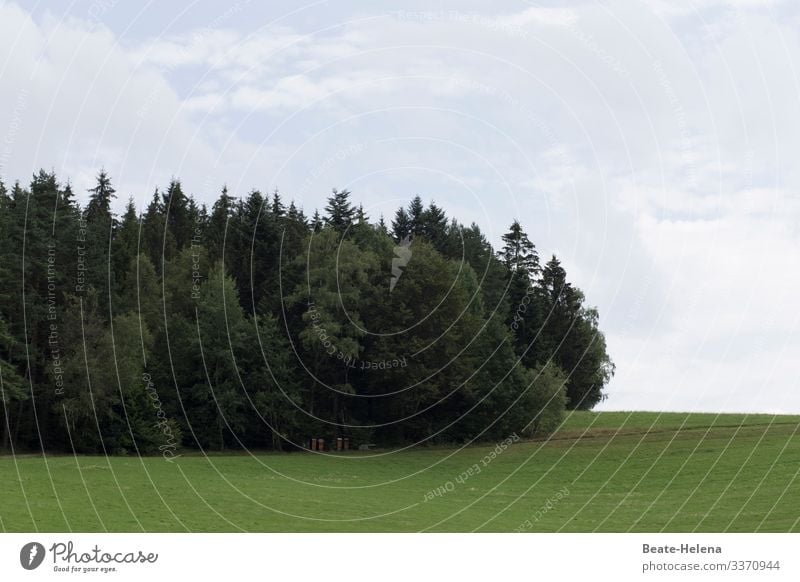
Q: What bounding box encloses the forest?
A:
[0,170,613,453]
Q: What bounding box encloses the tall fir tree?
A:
[535,255,613,409]
[311,210,323,233]
[84,169,116,224]
[391,207,411,241]
[420,201,448,250]
[163,179,192,250]
[324,188,355,234]
[500,220,539,277]
[407,195,424,235]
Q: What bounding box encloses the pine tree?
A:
[356,204,369,224]
[187,196,202,229]
[163,179,192,250]
[283,202,309,256]
[287,201,305,224]
[311,210,323,233]
[536,255,613,409]
[408,195,424,235]
[420,202,448,250]
[82,170,118,319]
[271,188,285,217]
[111,198,141,304]
[538,255,577,309]
[500,220,539,277]
[391,207,411,241]
[62,181,75,207]
[84,169,116,223]
[141,188,174,273]
[207,186,234,263]
[235,189,275,313]
[324,188,355,233]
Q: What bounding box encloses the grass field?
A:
[1,411,799,532]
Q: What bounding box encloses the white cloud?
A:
[0,3,227,205]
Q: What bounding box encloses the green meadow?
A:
[1,411,798,532]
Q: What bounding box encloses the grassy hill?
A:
[1,411,798,532]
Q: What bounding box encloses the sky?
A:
[1,0,798,413]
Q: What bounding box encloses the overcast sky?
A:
[1,0,798,413]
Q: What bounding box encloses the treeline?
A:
[0,170,613,454]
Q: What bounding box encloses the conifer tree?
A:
[324,188,355,233]
[311,210,323,233]
[407,195,424,235]
[500,220,539,277]
[420,201,448,250]
[85,169,116,223]
[163,179,192,250]
[271,188,285,217]
[391,207,411,241]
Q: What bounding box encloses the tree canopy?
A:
[0,170,613,454]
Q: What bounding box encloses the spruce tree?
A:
[141,188,175,272]
[408,195,424,234]
[323,188,355,233]
[271,188,285,217]
[84,169,116,223]
[500,220,539,277]
[207,186,234,263]
[163,179,192,250]
[420,202,448,250]
[311,210,323,233]
[111,197,141,305]
[536,255,613,409]
[391,207,411,241]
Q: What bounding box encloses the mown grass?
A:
[1,411,798,532]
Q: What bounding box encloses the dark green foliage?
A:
[419,202,448,251]
[500,219,539,276]
[111,198,141,307]
[141,188,173,273]
[323,188,355,233]
[84,169,116,224]
[391,207,411,241]
[163,179,193,250]
[311,210,322,233]
[0,170,613,454]
[206,185,234,264]
[0,316,27,451]
[534,255,614,409]
[407,195,424,234]
[517,362,568,436]
[271,189,285,217]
